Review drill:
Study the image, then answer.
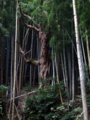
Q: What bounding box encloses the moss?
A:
[27,58,36,63]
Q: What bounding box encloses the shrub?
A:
[21,84,83,120]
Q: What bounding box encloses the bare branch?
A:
[17,41,25,55]
[17,41,40,66]
[25,50,31,55]
[19,5,37,25]
[22,20,39,32]
[19,5,39,32]
[9,90,36,100]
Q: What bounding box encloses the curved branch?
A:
[17,41,40,66]
[19,5,39,32]
[20,7,37,25]
[22,20,39,32]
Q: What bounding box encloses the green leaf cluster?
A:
[0,0,16,37]
[0,85,8,95]
[77,0,90,36]
[0,85,8,120]
[19,0,73,52]
[21,84,83,120]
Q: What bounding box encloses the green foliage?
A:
[0,104,3,115]
[0,27,9,37]
[0,0,16,37]
[0,85,8,96]
[19,0,72,52]
[77,0,90,36]
[21,84,83,120]
[0,85,8,120]
[23,85,31,92]
[21,85,60,120]
[0,117,7,120]
[19,0,49,30]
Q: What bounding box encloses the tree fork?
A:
[19,6,51,87]
[18,41,40,66]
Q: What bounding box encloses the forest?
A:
[0,0,90,120]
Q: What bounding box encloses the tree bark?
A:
[19,6,51,88]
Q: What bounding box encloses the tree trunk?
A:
[52,48,55,86]
[29,29,34,86]
[0,37,3,84]
[55,53,63,104]
[72,0,88,119]
[6,37,10,85]
[86,29,90,72]
[71,44,75,100]
[11,0,19,119]
[19,7,51,88]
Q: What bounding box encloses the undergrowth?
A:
[0,85,8,120]
[21,84,83,120]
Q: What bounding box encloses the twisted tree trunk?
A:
[19,6,50,88]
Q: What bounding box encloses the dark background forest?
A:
[0,0,90,120]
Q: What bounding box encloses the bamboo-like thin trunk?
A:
[9,34,14,120]
[10,33,14,100]
[37,37,40,86]
[11,0,19,119]
[61,53,66,88]
[18,29,29,92]
[81,36,87,65]
[6,38,10,85]
[63,48,69,96]
[55,53,63,104]
[72,44,75,100]
[67,48,72,98]
[0,37,3,84]
[86,29,90,72]
[72,0,88,119]
[30,30,34,86]
[52,48,55,86]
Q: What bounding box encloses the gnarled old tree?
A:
[19,5,51,88]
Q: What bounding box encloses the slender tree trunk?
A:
[52,48,55,86]
[18,29,29,92]
[10,33,14,98]
[61,53,65,85]
[6,37,10,85]
[37,37,40,86]
[0,37,3,84]
[67,48,72,98]
[11,0,19,119]
[63,48,69,100]
[55,53,63,104]
[30,29,34,86]
[86,29,90,72]
[72,44,75,100]
[9,33,14,120]
[72,0,88,119]
[81,36,87,65]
